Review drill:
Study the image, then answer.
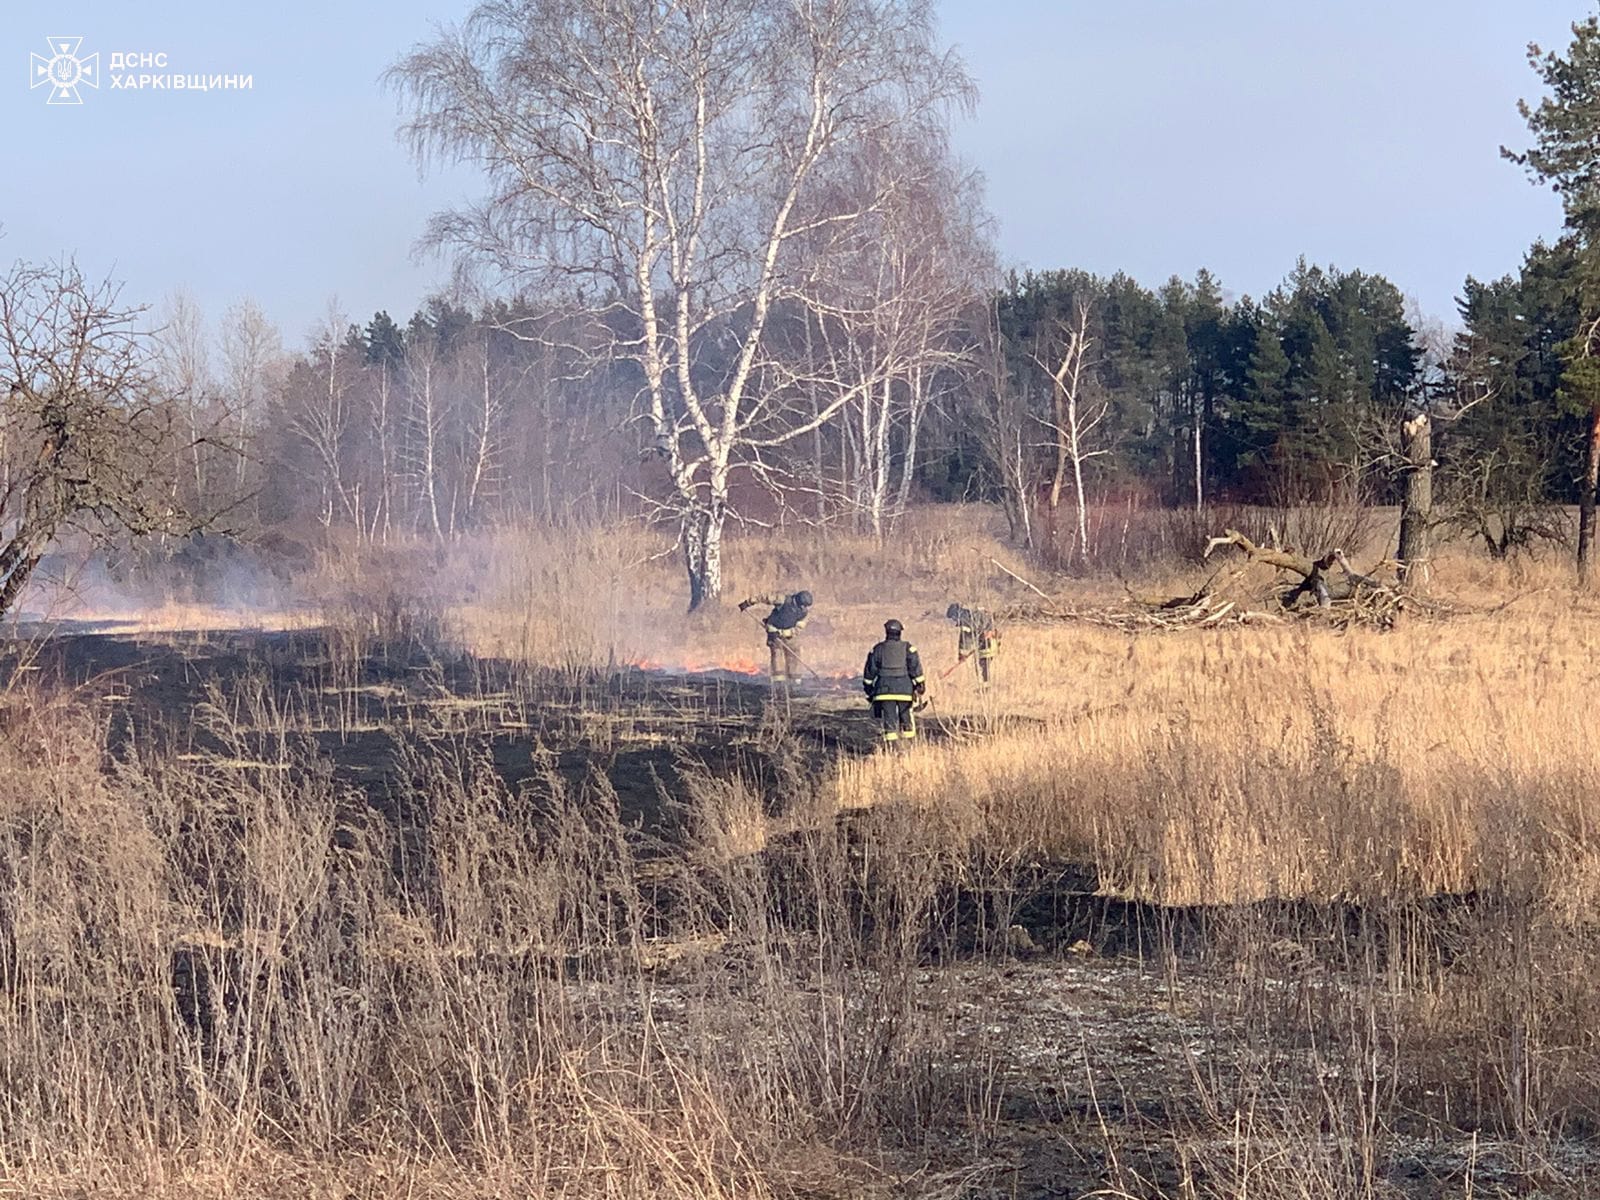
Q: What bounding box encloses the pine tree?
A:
[1447,241,1582,557]
[363,311,405,367]
[1235,313,1292,488]
[1507,16,1600,576]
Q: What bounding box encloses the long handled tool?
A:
[938,654,971,682]
[740,609,827,683]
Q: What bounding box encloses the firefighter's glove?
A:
[738,599,754,611]
[913,682,926,697]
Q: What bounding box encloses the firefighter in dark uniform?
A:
[863,619,925,744]
[738,589,813,685]
[946,603,1000,684]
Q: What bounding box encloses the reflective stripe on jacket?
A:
[750,592,809,637]
[952,606,999,657]
[863,637,925,702]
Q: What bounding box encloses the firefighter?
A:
[946,602,999,684]
[738,589,813,685]
[863,619,925,745]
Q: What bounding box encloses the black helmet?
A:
[794,590,813,608]
[946,602,961,621]
[884,619,903,637]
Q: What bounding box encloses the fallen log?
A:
[1200,528,1404,610]
[1203,528,1316,577]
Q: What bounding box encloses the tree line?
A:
[122,237,1592,578]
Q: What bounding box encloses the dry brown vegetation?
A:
[2,506,1598,1197]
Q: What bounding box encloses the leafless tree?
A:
[968,299,1036,549]
[390,0,974,607]
[364,357,398,542]
[0,258,207,617]
[1380,301,1458,585]
[1361,318,1495,586]
[800,134,986,539]
[403,331,446,538]
[284,303,359,530]
[1035,300,1110,564]
[155,290,217,511]
[457,334,507,529]
[1395,410,1433,583]
[219,299,286,506]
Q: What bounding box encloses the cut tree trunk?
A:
[1397,412,1432,588]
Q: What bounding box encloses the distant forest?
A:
[169,242,1583,565]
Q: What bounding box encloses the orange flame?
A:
[632,656,765,676]
[691,656,764,676]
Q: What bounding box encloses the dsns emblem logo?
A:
[30,37,99,105]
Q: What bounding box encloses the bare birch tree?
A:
[402,331,446,538]
[802,133,986,539]
[364,358,398,542]
[969,298,1036,549]
[390,0,973,607]
[284,304,359,529]
[1035,300,1110,563]
[219,299,285,508]
[155,290,218,513]
[456,334,507,529]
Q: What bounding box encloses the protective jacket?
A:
[951,606,999,658]
[863,637,925,702]
[748,592,809,639]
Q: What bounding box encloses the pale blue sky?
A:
[2,1,1586,346]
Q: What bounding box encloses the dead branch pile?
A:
[1200,529,1459,626]
[1001,594,1287,632]
[1004,529,1458,632]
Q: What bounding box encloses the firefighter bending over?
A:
[863,619,925,745]
[738,589,813,685]
[946,602,1000,684]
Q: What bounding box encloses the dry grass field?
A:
[456,509,1600,905]
[2,505,1598,1198]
